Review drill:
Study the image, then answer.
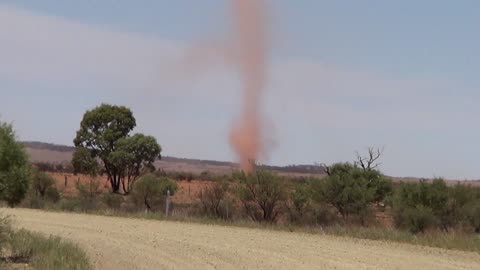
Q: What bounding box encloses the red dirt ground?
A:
[49,173,212,204]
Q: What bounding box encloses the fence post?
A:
[165,189,171,217]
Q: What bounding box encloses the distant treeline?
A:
[23,141,326,175]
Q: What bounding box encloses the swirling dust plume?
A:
[171,0,269,172]
[229,0,268,172]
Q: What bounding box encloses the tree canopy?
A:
[312,163,391,223]
[0,121,30,206]
[73,104,161,193]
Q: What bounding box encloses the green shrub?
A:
[441,183,476,230]
[286,181,312,224]
[168,171,194,181]
[235,169,288,223]
[58,198,82,212]
[45,186,61,203]
[0,122,30,206]
[364,169,393,204]
[393,179,461,233]
[131,174,177,212]
[30,169,57,199]
[312,163,378,224]
[313,204,339,226]
[102,192,123,210]
[428,179,451,229]
[464,199,480,233]
[198,180,231,219]
[22,174,60,209]
[74,180,102,212]
[393,179,480,233]
[402,205,435,233]
[23,194,47,209]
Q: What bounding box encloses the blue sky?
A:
[1,1,480,179]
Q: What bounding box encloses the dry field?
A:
[3,208,480,270]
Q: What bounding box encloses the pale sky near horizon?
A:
[1,1,480,179]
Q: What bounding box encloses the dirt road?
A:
[2,208,480,270]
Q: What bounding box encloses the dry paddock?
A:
[2,208,480,270]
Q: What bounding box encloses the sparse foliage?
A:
[131,174,177,212]
[74,179,102,211]
[235,169,288,223]
[199,180,231,219]
[24,168,60,208]
[30,168,56,199]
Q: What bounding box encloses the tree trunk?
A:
[144,196,151,211]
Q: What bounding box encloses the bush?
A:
[131,174,177,212]
[286,181,312,224]
[0,121,30,206]
[235,169,288,223]
[199,170,213,181]
[198,180,232,219]
[393,179,457,233]
[102,192,123,210]
[58,198,82,212]
[30,169,60,203]
[363,169,393,205]
[23,194,47,209]
[312,204,339,226]
[465,203,480,233]
[463,189,480,233]
[22,170,60,209]
[312,163,379,224]
[45,186,61,203]
[393,179,480,233]
[168,171,194,181]
[439,183,475,231]
[402,205,435,233]
[74,180,102,212]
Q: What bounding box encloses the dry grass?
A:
[5,208,480,270]
[0,214,91,270]
[42,206,480,254]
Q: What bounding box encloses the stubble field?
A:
[3,208,480,270]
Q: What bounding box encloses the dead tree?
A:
[320,163,331,176]
[355,147,384,171]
